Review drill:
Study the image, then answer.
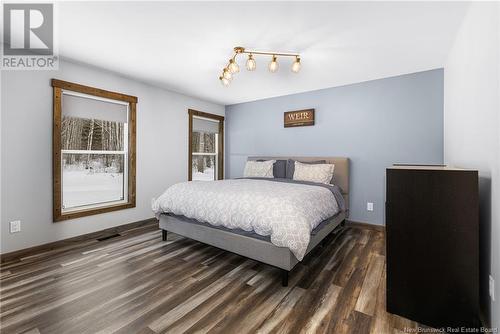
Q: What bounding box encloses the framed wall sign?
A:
[284,109,315,128]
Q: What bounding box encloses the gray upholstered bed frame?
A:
[159,156,349,286]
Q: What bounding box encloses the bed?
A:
[154,156,349,286]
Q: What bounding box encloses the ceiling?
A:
[56,1,469,105]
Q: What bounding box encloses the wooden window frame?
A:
[52,79,137,222]
[188,109,224,181]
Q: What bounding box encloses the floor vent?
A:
[97,233,121,242]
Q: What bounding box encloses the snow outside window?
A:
[191,116,219,181]
[61,92,129,212]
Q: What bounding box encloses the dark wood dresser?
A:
[386,166,480,329]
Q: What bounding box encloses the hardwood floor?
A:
[0,222,424,334]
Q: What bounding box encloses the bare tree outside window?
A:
[61,115,127,209]
[191,131,216,180]
[188,110,224,182]
[52,79,137,222]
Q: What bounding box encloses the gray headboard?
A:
[247,156,350,209]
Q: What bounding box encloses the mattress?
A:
[152,178,343,260]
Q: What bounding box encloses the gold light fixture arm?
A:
[220,46,301,86]
[233,46,299,57]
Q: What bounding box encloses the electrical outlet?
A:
[10,220,21,233]
[490,275,495,302]
[367,202,374,211]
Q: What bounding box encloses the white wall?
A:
[444,2,499,328]
[0,59,224,254]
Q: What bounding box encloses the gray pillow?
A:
[257,159,287,178]
[286,159,327,179]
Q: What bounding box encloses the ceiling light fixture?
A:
[222,68,232,80]
[219,46,301,86]
[246,54,256,71]
[219,76,230,87]
[291,56,301,73]
[268,55,279,73]
[228,58,239,74]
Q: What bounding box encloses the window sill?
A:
[53,201,135,222]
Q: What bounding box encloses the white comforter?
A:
[152,179,339,260]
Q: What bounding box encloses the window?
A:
[188,109,224,181]
[52,79,137,221]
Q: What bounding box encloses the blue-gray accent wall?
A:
[225,69,444,226]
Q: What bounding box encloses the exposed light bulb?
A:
[268,55,279,73]
[246,54,256,71]
[220,76,230,87]
[228,59,239,74]
[291,56,301,73]
[223,68,232,80]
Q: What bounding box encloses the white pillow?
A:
[293,161,335,184]
[243,160,275,178]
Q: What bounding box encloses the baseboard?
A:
[0,218,158,263]
[346,220,385,232]
[1,218,382,263]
